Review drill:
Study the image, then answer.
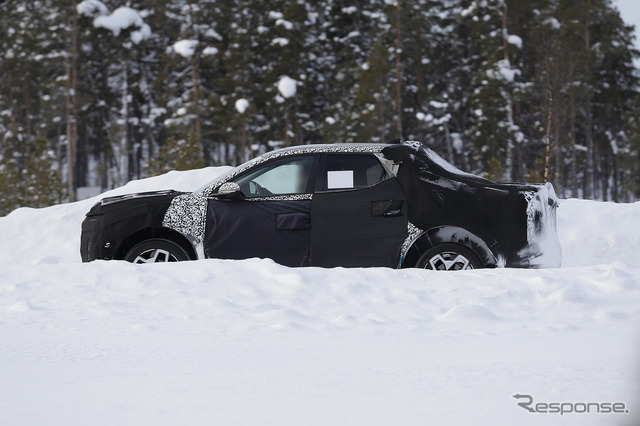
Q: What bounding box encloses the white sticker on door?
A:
[327,170,354,189]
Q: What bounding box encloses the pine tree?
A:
[23,137,66,208]
[143,130,205,176]
[1,0,639,205]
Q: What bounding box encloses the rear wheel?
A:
[416,243,482,270]
[124,238,190,264]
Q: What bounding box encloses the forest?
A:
[1,0,639,215]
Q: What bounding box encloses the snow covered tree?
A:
[1,0,639,210]
[143,130,204,176]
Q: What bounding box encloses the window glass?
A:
[233,155,314,198]
[318,154,387,191]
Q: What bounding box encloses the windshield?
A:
[192,155,264,195]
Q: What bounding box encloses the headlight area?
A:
[80,213,132,262]
[80,215,101,262]
[80,202,172,262]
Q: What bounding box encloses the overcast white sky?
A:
[616,0,640,64]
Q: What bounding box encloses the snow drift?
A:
[0,167,639,426]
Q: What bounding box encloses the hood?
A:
[85,190,185,217]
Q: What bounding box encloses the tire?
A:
[415,243,482,270]
[124,238,191,264]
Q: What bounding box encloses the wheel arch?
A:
[114,227,198,261]
[401,225,497,268]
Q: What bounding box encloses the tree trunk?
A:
[444,122,454,164]
[378,94,385,143]
[612,156,619,202]
[65,0,78,201]
[594,141,602,200]
[553,113,562,194]
[394,0,403,138]
[414,27,421,97]
[118,51,129,187]
[240,116,246,163]
[569,65,578,197]
[6,69,17,133]
[500,3,514,181]
[283,99,290,148]
[294,102,300,146]
[544,56,553,183]
[187,0,204,162]
[583,3,595,199]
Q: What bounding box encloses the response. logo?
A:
[512,394,629,415]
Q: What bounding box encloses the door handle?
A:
[383,208,402,217]
[371,200,403,217]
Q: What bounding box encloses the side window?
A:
[316,154,387,192]
[233,155,314,198]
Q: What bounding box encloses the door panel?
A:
[204,199,311,267]
[310,177,408,268]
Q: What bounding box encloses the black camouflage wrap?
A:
[81,141,561,268]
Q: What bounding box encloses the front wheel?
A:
[124,238,190,263]
[415,243,482,270]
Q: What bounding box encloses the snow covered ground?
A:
[1,168,639,426]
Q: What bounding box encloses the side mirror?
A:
[212,182,245,200]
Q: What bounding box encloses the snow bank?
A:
[1,258,638,425]
[0,166,638,267]
[0,167,639,425]
[558,198,640,267]
[0,167,230,265]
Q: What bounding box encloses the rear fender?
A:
[401,225,497,268]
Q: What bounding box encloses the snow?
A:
[204,28,222,41]
[235,98,249,114]
[451,132,463,153]
[461,2,477,18]
[524,183,563,268]
[93,7,151,44]
[172,40,198,58]
[201,46,218,56]
[420,145,480,179]
[276,18,293,30]
[271,37,289,47]
[277,76,297,98]
[543,16,561,30]
[488,59,521,82]
[507,34,523,49]
[416,111,434,122]
[76,0,108,17]
[0,167,639,425]
[429,100,448,109]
